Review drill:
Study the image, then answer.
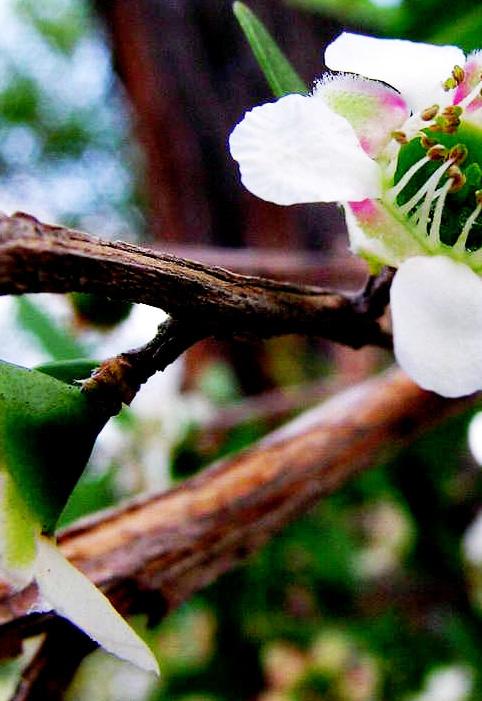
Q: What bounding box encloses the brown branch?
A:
[0,368,475,642]
[0,212,391,350]
[81,316,205,412]
[13,620,96,701]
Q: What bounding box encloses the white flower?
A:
[229,33,482,397]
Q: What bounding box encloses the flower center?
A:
[384,74,482,262]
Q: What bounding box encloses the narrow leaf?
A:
[36,358,99,385]
[16,296,86,361]
[233,2,307,97]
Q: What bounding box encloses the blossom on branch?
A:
[229,33,482,398]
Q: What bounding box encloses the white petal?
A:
[325,33,465,113]
[391,256,482,397]
[229,93,381,205]
[35,537,159,674]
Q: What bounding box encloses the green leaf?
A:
[0,361,108,533]
[16,296,86,361]
[36,358,99,385]
[233,2,307,97]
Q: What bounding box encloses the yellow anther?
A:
[391,130,407,144]
[452,65,465,85]
[443,76,457,91]
[476,190,482,205]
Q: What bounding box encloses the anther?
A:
[452,65,465,85]
[444,105,463,118]
[448,143,468,166]
[447,165,466,192]
[442,70,465,92]
[421,104,439,121]
[476,190,482,206]
[420,133,437,149]
[427,144,448,161]
[391,130,407,144]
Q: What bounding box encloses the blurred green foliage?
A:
[284,0,482,51]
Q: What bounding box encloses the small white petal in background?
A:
[325,32,465,112]
[462,509,482,566]
[468,412,482,467]
[410,666,472,701]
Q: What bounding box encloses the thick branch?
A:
[0,368,474,641]
[0,212,391,350]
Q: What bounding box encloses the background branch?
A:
[0,368,475,643]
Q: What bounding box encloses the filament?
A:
[387,156,430,201]
[397,160,454,216]
[458,80,482,110]
[428,178,452,246]
[454,203,482,252]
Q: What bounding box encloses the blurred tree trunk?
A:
[94,0,367,395]
[94,0,344,249]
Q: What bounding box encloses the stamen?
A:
[416,166,446,235]
[427,144,448,161]
[397,159,454,216]
[447,165,466,192]
[443,65,465,91]
[391,130,407,145]
[454,196,482,252]
[387,156,430,201]
[428,178,452,246]
[420,133,437,149]
[448,143,468,166]
[421,104,439,121]
[452,65,465,85]
[458,79,482,110]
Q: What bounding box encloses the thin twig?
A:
[13,619,96,701]
[81,316,204,412]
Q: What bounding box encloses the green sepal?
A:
[0,361,108,534]
[233,2,307,97]
[1,470,38,575]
